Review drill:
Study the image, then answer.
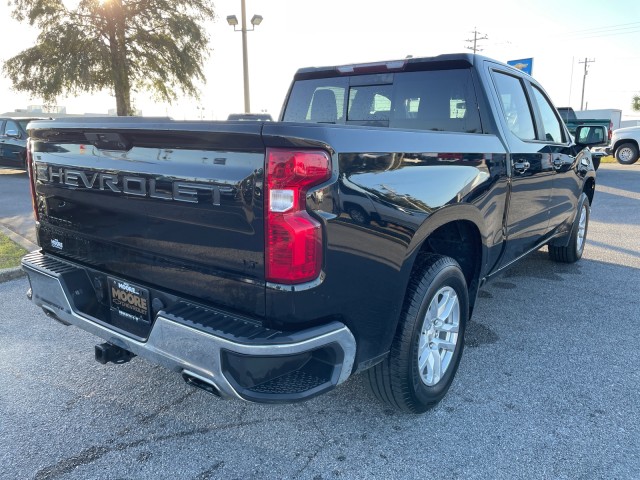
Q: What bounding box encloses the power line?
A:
[465,28,488,54]
[560,21,640,36]
[554,22,640,40]
[566,28,640,41]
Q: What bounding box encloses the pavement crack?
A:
[34,417,296,479]
[34,445,111,480]
[137,390,197,425]
[292,405,330,479]
[193,460,225,480]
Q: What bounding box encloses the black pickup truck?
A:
[22,54,605,413]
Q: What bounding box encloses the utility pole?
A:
[579,57,595,111]
[465,28,488,54]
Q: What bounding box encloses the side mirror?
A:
[5,129,20,139]
[575,125,607,147]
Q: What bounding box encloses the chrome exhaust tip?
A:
[182,370,221,397]
[42,305,71,326]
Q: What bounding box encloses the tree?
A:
[633,94,640,112]
[4,0,215,116]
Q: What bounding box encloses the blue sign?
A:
[507,58,533,76]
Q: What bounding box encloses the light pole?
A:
[227,1,263,113]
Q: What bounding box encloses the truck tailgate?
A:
[29,119,266,318]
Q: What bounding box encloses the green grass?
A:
[0,232,28,269]
[599,155,616,164]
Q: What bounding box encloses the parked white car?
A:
[609,127,640,165]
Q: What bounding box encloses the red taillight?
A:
[26,139,39,222]
[265,149,331,284]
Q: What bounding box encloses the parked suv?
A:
[0,117,44,169]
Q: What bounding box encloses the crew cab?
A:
[22,54,605,413]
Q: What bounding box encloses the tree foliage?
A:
[4,0,215,115]
[633,94,640,112]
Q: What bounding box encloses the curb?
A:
[0,223,38,251]
[0,224,34,284]
[0,266,25,283]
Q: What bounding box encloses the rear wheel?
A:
[549,194,590,263]
[366,254,468,413]
[615,143,639,165]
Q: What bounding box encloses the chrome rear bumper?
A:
[22,251,356,403]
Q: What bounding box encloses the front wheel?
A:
[366,254,468,413]
[615,143,639,165]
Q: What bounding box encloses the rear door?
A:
[489,68,555,267]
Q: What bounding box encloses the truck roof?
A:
[293,53,514,80]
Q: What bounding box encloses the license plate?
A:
[108,277,151,324]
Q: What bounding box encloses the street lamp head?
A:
[226,15,238,27]
[250,14,263,26]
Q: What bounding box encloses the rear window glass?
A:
[283,69,482,133]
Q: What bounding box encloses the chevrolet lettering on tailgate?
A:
[35,164,221,205]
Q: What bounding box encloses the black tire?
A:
[592,157,600,170]
[615,143,639,165]
[549,194,590,263]
[347,205,369,224]
[366,254,468,413]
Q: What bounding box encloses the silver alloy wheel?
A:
[576,204,588,254]
[417,286,460,386]
[618,147,634,162]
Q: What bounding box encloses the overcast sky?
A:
[1,0,639,120]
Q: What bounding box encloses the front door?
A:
[528,85,586,232]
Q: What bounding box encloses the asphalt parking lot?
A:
[1,164,639,479]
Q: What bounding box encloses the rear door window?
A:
[492,72,537,141]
